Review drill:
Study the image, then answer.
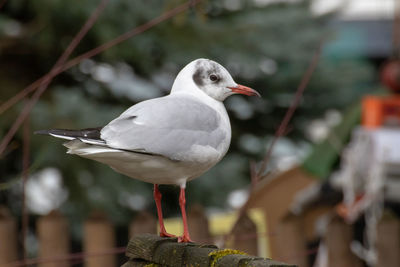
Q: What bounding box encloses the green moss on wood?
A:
[123,234,296,267]
[208,249,247,267]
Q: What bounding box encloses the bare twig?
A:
[0,0,7,10]
[0,0,201,117]
[21,117,30,262]
[0,78,42,116]
[61,0,201,72]
[21,124,30,252]
[12,1,109,261]
[0,0,202,157]
[225,41,324,244]
[0,0,110,156]
[256,41,323,180]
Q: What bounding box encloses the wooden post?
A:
[37,210,70,267]
[188,204,211,243]
[275,214,307,267]
[0,206,18,264]
[129,211,157,238]
[376,214,400,266]
[232,213,258,256]
[325,216,362,267]
[122,234,297,267]
[83,211,116,267]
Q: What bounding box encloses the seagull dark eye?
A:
[209,74,219,82]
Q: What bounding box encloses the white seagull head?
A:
[171,58,260,101]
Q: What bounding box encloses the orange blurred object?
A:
[336,194,365,221]
[362,95,400,129]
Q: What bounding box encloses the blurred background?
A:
[1,0,399,266]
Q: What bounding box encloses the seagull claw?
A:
[160,231,177,238]
[177,234,193,243]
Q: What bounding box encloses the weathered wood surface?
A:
[188,204,211,243]
[0,206,18,265]
[37,210,70,267]
[84,211,117,267]
[130,211,157,238]
[325,216,362,267]
[377,213,400,267]
[232,213,258,255]
[275,214,307,267]
[122,234,297,267]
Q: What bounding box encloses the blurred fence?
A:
[276,213,400,267]
[0,205,260,267]
[1,205,399,267]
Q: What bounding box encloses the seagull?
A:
[36,58,260,242]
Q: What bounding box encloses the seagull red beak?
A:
[228,84,261,97]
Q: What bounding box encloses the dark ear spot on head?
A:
[192,67,204,86]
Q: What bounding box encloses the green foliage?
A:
[302,102,361,178]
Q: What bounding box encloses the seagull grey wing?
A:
[100,96,228,162]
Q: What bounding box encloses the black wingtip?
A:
[34,127,103,140]
[34,129,51,135]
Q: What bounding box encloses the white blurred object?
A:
[336,127,400,207]
[92,63,115,83]
[307,119,329,143]
[252,0,396,20]
[228,189,249,209]
[224,0,242,11]
[226,96,254,120]
[312,0,395,20]
[118,192,148,211]
[334,126,400,266]
[325,109,342,127]
[26,168,68,215]
[259,58,278,75]
[311,0,344,16]
[306,109,342,144]
[84,61,162,101]
[2,20,22,37]
[313,242,328,267]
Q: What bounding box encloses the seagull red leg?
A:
[178,184,193,243]
[153,184,176,238]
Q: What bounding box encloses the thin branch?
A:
[0,0,201,116]
[0,0,110,156]
[0,0,7,10]
[62,0,201,72]
[0,78,43,115]
[21,117,30,262]
[0,0,201,157]
[225,40,324,244]
[256,41,324,180]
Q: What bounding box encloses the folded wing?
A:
[101,95,227,161]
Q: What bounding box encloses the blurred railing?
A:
[0,205,261,267]
[1,205,399,267]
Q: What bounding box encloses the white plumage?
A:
[36,58,260,242]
